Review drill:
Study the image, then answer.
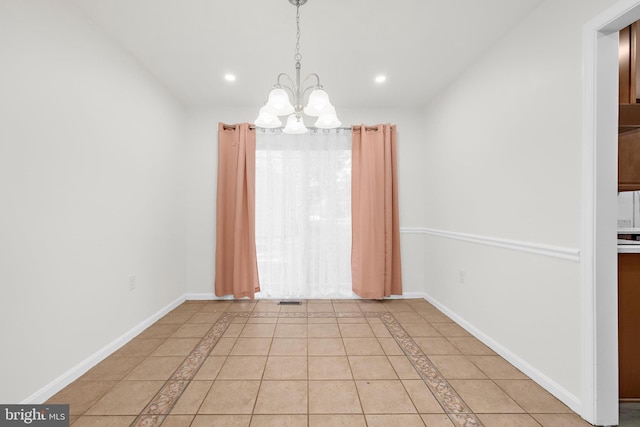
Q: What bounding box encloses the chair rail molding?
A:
[400,227,580,262]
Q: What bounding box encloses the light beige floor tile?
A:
[333,303,361,312]
[112,339,165,358]
[308,323,341,338]
[197,302,231,312]
[402,323,442,337]
[358,302,389,313]
[230,338,272,355]
[277,317,308,323]
[428,356,487,380]
[247,317,279,324]
[447,380,524,413]
[269,338,307,356]
[378,338,405,355]
[79,357,144,381]
[193,356,226,380]
[274,323,308,338]
[46,380,117,415]
[280,304,307,313]
[217,356,267,380]
[162,415,195,427]
[468,356,528,379]
[339,323,375,337]
[225,302,257,312]
[308,356,353,380]
[447,337,495,356]
[495,379,572,413]
[417,311,453,323]
[254,381,308,414]
[307,303,334,312]
[198,380,260,414]
[388,356,421,379]
[138,323,182,339]
[370,324,392,337]
[263,356,307,380]
[209,338,237,356]
[222,324,244,338]
[476,414,542,427]
[308,380,362,414]
[240,323,276,337]
[253,302,282,313]
[150,338,201,357]
[531,414,594,427]
[170,323,212,338]
[401,380,444,413]
[356,380,417,414]
[71,416,136,427]
[412,338,461,356]
[85,381,164,415]
[170,381,213,414]
[309,414,366,426]
[158,311,194,324]
[232,316,249,324]
[308,338,346,356]
[343,338,384,355]
[384,302,414,313]
[308,317,338,324]
[124,356,184,380]
[186,312,222,324]
[365,414,427,427]
[393,312,426,323]
[430,323,471,337]
[420,414,455,427]
[191,415,251,427]
[250,415,307,427]
[337,317,368,324]
[349,356,398,380]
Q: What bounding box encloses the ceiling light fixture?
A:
[255,0,340,133]
[375,75,387,84]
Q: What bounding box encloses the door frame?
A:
[582,0,640,424]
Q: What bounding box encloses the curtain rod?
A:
[222,125,379,131]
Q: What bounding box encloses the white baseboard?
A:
[21,295,185,404]
[184,292,428,301]
[421,293,582,414]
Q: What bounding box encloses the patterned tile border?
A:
[130,308,483,427]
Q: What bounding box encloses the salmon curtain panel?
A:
[351,124,403,298]
[214,123,260,299]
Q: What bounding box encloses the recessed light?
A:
[375,75,386,84]
[224,73,236,82]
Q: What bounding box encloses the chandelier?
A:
[254,0,340,134]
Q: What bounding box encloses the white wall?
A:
[184,107,427,297]
[0,0,186,403]
[419,0,618,412]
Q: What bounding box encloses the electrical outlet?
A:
[129,275,137,291]
[459,270,466,284]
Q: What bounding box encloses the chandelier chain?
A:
[294,4,302,63]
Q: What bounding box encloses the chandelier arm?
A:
[301,85,316,99]
[301,73,322,88]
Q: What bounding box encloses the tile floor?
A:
[47,299,596,427]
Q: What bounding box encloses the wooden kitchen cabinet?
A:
[619,253,640,399]
[619,129,640,192]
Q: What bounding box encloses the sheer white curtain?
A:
[255,128,352,299]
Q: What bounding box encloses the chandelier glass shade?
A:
[254,0,340,134]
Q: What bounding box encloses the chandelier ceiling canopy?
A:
[254,0,340,134]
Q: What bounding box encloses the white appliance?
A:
[618,191,640,231]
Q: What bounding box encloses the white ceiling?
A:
[70,0,544,109]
